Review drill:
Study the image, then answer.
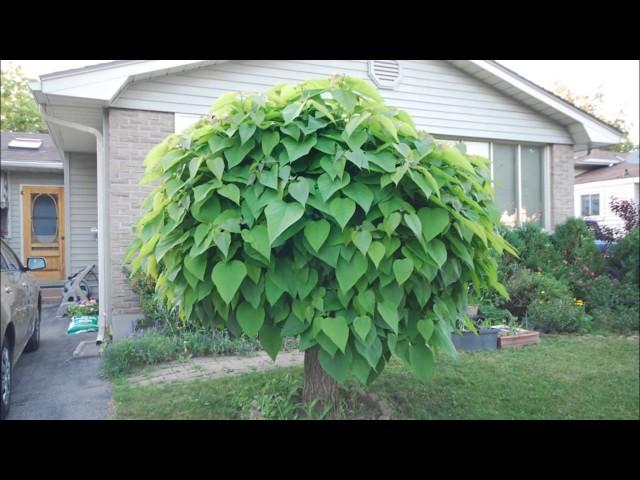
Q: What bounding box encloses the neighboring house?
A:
[574,150,640,229]
[0,133,70,283]
[25,60,625,341]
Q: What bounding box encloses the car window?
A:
[0,243,22,271]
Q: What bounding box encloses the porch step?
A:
[41,287,63,304]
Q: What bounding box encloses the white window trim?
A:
[580,193,600,217]
[175,113,204,134]
[1,171,11,239]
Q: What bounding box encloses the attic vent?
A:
[8,138,42,150]
[368,60,402,89]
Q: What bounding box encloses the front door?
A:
[22,186,65,281]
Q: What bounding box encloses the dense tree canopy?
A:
[0,63,46,133]
[126,76,514,386]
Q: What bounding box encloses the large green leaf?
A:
[211,260,247,304]
[336,251,368,293]
[392,257,414,285]
[184,253,207,282]
[427,238,447,268]
[318,348,350,383]
[317,172,351,202]
[320,315,349,353]
[367,241,386,269]
[218,184,240,205]
[282,134,317,163]
[288,179,310,206]
[206,156,225,181]
[418,207,450,243]
[248,224,270,261]
[264,200,305,245]
[329,197,356,230]
[409,341,434,383]
[261,130,280,157]
[304,219,331,252]
[352,230,372,256]
[353,315,372,342]
[236,302,265,337]
[259,324,282,361]
[224,138,255,169]
[377,300,399,333]
[343,182,374,213]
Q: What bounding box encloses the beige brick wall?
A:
[550,144,575,228]
[108,109,174,316]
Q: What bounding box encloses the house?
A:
[574,150,639,229]
[25,60,625,341]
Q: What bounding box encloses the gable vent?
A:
[368,60,402,89]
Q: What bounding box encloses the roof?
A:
[575,159,640,184]
[0,132,62,166]
[30,60,626,150]
[574,148,627,167]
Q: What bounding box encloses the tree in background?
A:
[549,81,638,153]
[1,62,46,133]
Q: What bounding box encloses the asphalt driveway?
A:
[7,304,112,420]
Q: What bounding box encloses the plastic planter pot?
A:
[451,328,499,352]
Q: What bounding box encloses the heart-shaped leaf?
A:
[383,211,402,236]
[329,197,356,230]
[320,315,349,353]
[377,300,399,333]
[417,318,434,342]
[206,156,225,181]
[282,134,317,163]
[367,241,386,269]
[261,130,280,157]
[288,179,310,206]
[336,251,368,294]
[304,219,331,252]
[264,200,305,245]
[352,230,372,256]
[393,258,414,285]
[317,172,351,202]
[236,302,265,337]
[218,184,240,205]
[212,260,247,304]
[418,207,450,243]
[403,213,422,241]
[343,182,374,213]
[427,238,447,268]
[355,290,376,315]
[353,315,372,342]
[259,324,282,361]
[409,341,434,383]
[318,348,350,383]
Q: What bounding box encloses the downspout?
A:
[39,108,110,345]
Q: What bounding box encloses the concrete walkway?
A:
[7,305,112,420]
[128,351,305,386]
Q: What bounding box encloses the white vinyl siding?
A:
[68,153,98,290]
[113,60,572,145]
[574,178,639,230]
[5,170,63,261]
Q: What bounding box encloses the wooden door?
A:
[22,186,65,281]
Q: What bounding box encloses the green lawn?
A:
[112,335,640,420]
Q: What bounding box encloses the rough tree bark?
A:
[302,347,338,415]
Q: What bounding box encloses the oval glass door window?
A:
[32,194,58,243]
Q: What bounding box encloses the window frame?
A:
[436,136,550,230]
[580,193,600,217]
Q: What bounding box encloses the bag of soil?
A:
[67,315,99,335]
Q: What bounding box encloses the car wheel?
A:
[25,307,41,353]
[0,339,12,420]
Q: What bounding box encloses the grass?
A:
[111,335,640,420]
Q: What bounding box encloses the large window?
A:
[439,139,548,228]
[580,194,600,217]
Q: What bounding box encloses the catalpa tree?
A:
[125,75,514,407]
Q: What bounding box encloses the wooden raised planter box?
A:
[498,331,540,349]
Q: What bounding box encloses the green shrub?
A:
[101,329,261,378]
[498,222,559,273]
[551,218,607,296]
[610,228,639,285]
[124,75,515,386]
[527,299,592,333]
[590,306,639,334]
[500,265,573,320]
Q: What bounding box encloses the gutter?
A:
[39,107,109,345]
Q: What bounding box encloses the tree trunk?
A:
[302,348,338,416]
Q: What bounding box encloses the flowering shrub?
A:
[527,299,592,333]
[67,298,98,317]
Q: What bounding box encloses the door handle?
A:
[4,287,11,294]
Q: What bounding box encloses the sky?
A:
[4,59,639,143]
